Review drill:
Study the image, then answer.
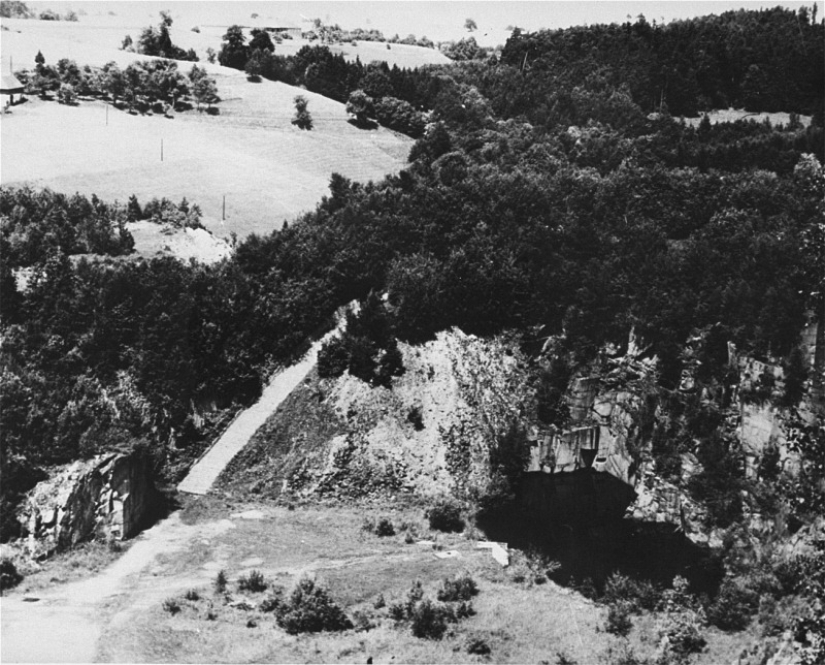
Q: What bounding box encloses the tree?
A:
[292,95,313,129]
[245,49,263,81]
[465,17,477,32]
[249,28,275,53]
[189,65,219,111]
[57,83,77,105]
[345,89,374,125]
[34,50,45,68]
[219,25,249,70]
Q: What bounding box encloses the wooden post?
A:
[222,195,226,221]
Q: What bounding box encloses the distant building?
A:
[1,73,25,106]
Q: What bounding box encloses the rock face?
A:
[17,452,158,558]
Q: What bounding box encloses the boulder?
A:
[17,451,159,558]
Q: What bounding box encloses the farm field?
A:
[0,79,412,241]
[1,14,420,244]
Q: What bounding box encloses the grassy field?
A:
[1,16,416,244]
[681,108,811,127]
[0,81,411,241]
[2,499,746,664]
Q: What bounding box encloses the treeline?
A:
[15,55,219,113]
[499,6,824,118]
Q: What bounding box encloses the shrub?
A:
[374,518,395,537]
[352,608,376,632]
[0,558,23,591]
[275,577,352,634]
[162,597,181,614]
[605,601,633,636]
[466,636,491,655]
[259,587,285,613]
[658,609,707,657]
[238,570,268,593]
[427,499,464,532]
[410,598,453,639]
[455,600,475,619]
[603,572,660,612]
[407,406,424,430]
[437,573,478,602]
[214,569,227,594]
[706,578,758,631]
[184,588,200,601]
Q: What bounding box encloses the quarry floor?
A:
[1,497,759,664]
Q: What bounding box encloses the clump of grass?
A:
[238,570,268,593]
[466,636,491,655]
[162,597,182,615]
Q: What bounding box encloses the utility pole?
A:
[161,138,164,162]
[222,195,226,221]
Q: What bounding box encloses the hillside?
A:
[2,5,825,663]
[0,82,411,241]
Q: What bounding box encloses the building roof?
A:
[1,73,24,92]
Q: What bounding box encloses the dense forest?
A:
[1,5,823,568]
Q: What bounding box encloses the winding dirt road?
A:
[1,320,346,663]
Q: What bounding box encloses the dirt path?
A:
[2,320,349,661]
[0,514,235,663]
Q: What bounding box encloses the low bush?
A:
[605,601,633,636]
[259,587,285,613]
[437,573,478,602]
[352,608,377,632]
[466,636,491,655]
[162,597,181,615]
[410,598,454,639]
[375,518,395,537]
[184,588,200,601]
[0,558,23,591]
[603,571,660,612]
[706,577,758,631]
[214,569,227,594]
[427,499,464,532]
[275,577,352,634]
[238,570,268,593]
[658,609,707,658]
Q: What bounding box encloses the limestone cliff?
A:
[17,451,159,559]
[220,328,535,500]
